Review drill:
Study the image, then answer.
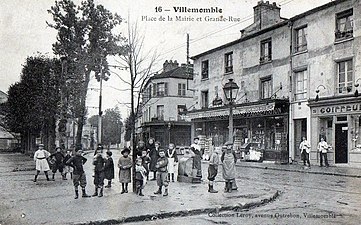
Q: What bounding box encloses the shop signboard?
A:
[311,103,361,116]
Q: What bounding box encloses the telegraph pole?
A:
[98,58,103,145]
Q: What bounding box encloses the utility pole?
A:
[98,58,103,145]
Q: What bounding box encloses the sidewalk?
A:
[0,153,278,225]
[236,161,361,178]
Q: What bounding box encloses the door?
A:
[294,119,307,162]
[335,123,348,163]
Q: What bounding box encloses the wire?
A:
[158,0,297,57]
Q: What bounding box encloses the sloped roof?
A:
[151,66,193,80]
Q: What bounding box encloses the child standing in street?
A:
[221,141,237,193]
[135,158,147,196]
[49,147,66,180]
[166,143,178,182]
[154,149,169,196]
[104,151,115,188]
[65,149,91,199]
[63,150,73,179]
[92,149,106,197]
[118,148,132,194]
[33,144,51,182]
[141,150,151,180]
[207,147,221,193]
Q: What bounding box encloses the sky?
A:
[0,0,331,119]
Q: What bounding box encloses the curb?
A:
[236,164,361,178]
[76,190,280,225]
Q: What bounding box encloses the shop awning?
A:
[185,102,277,120]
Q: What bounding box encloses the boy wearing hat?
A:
[33,144,51,182]
[104,151,115,188]
[221,141,237,193]
[65,149,91,199]
[118,148,132,194]
[135,158,147,196]
[49,147,66,180]
[154,149,169,196]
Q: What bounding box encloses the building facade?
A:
[295,0,361,167]
[189,1,290,162]
[189,0,361,166]
[138,60,193,147]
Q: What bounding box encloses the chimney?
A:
[253,1,281,30]
[163,60,179,72]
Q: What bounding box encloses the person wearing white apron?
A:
[166,143,178,182]
[33,144,51,182]
[221,141,237,193]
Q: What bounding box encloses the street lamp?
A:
[223,79,239,142]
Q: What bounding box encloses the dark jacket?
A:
[50,152,65,164]
[66,155,87,175]
[104,157,115,180]
[155,156,168,173]
[93,154,105,172]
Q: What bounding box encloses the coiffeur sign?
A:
[312,103,361,116]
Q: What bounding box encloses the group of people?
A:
[32,135,258,199]
[299,136,331,168]
[33,144,73,182]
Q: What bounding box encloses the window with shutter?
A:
[164,82,168,96]
[153,84,157,96]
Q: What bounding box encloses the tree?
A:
[47,0,125,148]
[115,22,159,191]
[5,55,61,153]
[88,107,123,147]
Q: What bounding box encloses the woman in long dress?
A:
[148,139,159,180]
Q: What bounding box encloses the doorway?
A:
[294,119,307,162]
[335,123,348,163]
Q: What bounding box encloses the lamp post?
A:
[223,79,239,143]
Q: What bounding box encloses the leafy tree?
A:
[5,55,61,153]
[47,0,125,148]
[88,107,123,147]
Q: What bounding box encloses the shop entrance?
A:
[335,123,348,163]
[294,119,307,162]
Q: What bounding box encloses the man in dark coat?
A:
[104,151,114,188]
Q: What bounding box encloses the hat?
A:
[194,137,199,140]
[121,148,131,154]
[106,151,112,156]
[38,144,44,147]
[225,141,233,146]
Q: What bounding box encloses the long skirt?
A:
[119,168,131,183]
[36,159,50,171]
[167,158,175,174]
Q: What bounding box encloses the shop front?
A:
[187,99,289,163]
[309,96,361,167]
[140,121,191,148]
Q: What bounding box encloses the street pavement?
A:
[124,161,361,225]
[0,151,278,225]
